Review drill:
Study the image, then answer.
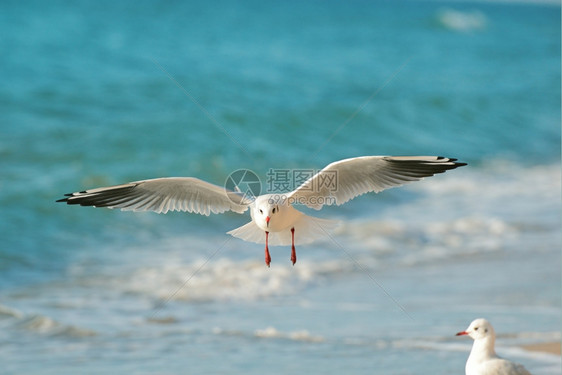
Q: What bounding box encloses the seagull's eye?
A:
[474,327,479,331]
[272,208,276,214]
[259,209,263,214]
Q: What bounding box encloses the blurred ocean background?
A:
[1,0,560,374]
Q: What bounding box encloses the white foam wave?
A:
[436,8,487,31]
[0,303,96,338]
[0,303,24,319]
[254,326,325,343]
[336,162,561,266]
[60,239,357,305]
[337,215,521,266]
[118,257,320,302]
[210,326,325,343]
[16,314,96,337]
[18,315,59,332]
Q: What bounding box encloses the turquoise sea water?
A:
[1,1,560,374]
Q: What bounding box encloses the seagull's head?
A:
[252,194,287,230]
[456,318,494,341]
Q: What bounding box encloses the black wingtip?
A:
[438,156,465,163]
[437,156,467,167]
[56,192,75,203]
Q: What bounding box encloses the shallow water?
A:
[1,1,560,374]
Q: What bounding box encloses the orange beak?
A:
[266,216,270,227]
[456,331,468,336]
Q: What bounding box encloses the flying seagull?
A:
[58,155,466,266]
[456,318,533,375]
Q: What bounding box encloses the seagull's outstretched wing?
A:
[287,156,466,210]
[57,177,250,215]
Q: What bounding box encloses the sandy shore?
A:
[522,342,561,355]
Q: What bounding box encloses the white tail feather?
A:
[227,215,339,246]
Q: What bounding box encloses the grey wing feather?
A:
[57,177,250,215]
[287,156,466,210]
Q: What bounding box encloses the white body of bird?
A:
[456,318,533,375]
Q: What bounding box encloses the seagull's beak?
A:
[456,331,468,336]
[266,216,270,227]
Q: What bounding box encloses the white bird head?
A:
[252,194,287,230]
[456,318,495,341]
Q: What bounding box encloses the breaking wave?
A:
[0,303,97,338]
[435,8,487,32]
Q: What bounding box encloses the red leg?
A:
[290,228,296,266]
[265,231,271,267]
